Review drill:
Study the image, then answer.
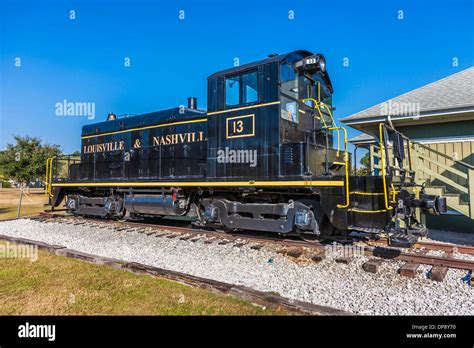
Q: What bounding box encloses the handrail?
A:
[414,141,473,170]
[301,97,350,209]
[414,151,469,180]
[302,97,336,128]
[378,123,393,211]
[303,97,341,154]
[328,126,350,208]
[45,157,54,197]
[418,166,469,194]
[459,161,474,170]
[409,140,473,219]
[320,102,341,156]
[44,155,81,197]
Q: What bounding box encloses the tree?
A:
[0,135,62,186]
[357,152,371,176]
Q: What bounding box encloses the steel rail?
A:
[35,212,474,271]
[368,237,474,256]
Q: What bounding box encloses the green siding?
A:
[397,120,474,139]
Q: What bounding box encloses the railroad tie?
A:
[179,235,193,241]
[335,257,352,265]
[277,248,303,258]
[154,232,171,238]
[398,262,420,278]
[310,253,325,263]
[428,266,448,282]
[362,259,383,273]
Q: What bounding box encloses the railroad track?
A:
[37,212,324,252]
[369,237,474,256]
[32,212,474,278]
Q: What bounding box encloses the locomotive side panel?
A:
[143,119,208,179]
[79,116,208,181]
[207,103,281,180]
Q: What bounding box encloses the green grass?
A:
[0,204,46,220]
[0,241,287,315]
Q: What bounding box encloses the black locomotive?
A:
[46,50,446,246]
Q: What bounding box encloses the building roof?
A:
[341,67,474,125]
[348,133,376,145]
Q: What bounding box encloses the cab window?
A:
[225,70,259,107]
[242,71,258,104]
[280,62,298,99]
[225,75,240,106]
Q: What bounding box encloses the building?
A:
[342,67,474,232]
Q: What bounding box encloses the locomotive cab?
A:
[279,52,333,142]
[278,52,345,178]
[206,50,346,180]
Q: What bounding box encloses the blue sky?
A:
[1,0,473,154]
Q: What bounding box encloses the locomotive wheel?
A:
[222,227,235,234]
[116,208,130,222]
[299,231,320,243]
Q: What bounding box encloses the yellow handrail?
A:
[301,97,350,209]
[321,102,341,156]
[48,158,53,197]
[390,183,397,203]
[45,158,49,196]
[45,157,54,197]
[302,97,341,154]
[302,97,334,126]
[379,123,393,211]
[329,126,350,208]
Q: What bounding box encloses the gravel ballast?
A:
[0,219,472,315]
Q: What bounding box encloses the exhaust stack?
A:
[187,97,197,110]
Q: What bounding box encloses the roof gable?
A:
[341,67,474,124]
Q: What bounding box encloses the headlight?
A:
[318,55,326,72]
[296,54,327,74]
